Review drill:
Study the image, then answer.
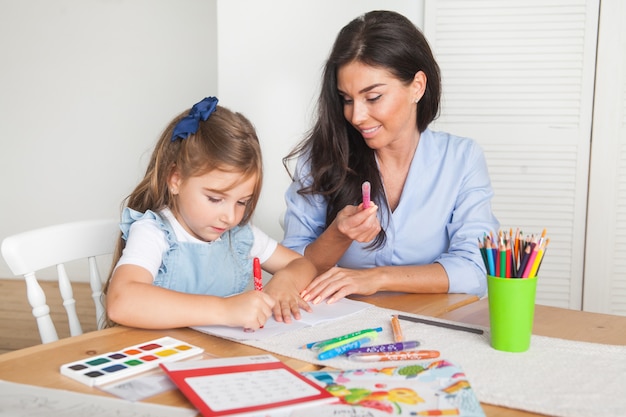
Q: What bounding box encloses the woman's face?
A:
[337,61,424,150]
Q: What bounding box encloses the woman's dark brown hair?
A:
[284,10,441,248]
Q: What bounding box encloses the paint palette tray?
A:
[60,336,204,387]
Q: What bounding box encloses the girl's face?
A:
[337,61,425,150]
[168,168,257,242]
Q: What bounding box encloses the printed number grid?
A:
[185,368,321,411]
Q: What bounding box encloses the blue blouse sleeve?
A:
[435,138,499,296]
[281,156,328,255]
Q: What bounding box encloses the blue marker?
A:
[317,337,372,360]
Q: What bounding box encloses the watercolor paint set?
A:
[60,336,204,387]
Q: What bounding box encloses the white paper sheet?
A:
[0,380,197,417]
[192,298,371,341]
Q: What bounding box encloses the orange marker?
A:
[391,314,404,342]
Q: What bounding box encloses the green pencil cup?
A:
[487,274,537,352]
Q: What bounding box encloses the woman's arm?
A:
[302,203,380,272]
[282,161,381,273]
[301,262,449,304]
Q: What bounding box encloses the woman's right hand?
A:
[223,290,275,330]
[334,203,381,243]
[302,203,382,274]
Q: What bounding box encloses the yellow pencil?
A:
[530,238,549,278]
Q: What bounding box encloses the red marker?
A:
[253,257,262,291]
[362,181,371,208]
[244,257,264,332]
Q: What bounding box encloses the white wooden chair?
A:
[1,219,120,344]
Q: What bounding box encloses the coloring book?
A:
[298,359,485,416]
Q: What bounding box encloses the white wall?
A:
[0,0,420,279]
[0,0,218,278]
[218,0,422,242]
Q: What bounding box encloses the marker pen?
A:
[244,257,263,332]
[348,349,440,362]
[311,327,383,351]
[316,330,379,353]
[391,314,404,342]
[253,257,262,291]
[362,181,371,208]
[344,340,420,356]
[318,337,372,360]
[410,410,460,416]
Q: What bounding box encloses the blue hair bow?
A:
[171,96,219,141]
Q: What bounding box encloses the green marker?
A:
[312,327,383,352]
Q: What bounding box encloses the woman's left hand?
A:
[300,266,381,304]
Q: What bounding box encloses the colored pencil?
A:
[479,229,548,279]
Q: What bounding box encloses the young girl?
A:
[105,97,315,330]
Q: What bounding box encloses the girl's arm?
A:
[261,245,318,323]
[106,264,275,330]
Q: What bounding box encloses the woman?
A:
[282,10,499,303]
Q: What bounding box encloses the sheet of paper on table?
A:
[0,379,197,417]
[192,297,371,341]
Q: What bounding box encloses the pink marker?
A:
[362,181,371,208]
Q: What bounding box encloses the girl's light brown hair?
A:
[128,104,263,223]
[102,103,262,326]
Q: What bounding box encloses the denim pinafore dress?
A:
[121,208,254,296]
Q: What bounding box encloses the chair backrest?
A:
[1,219,120,344]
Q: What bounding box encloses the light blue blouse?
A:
[282,129,499,297]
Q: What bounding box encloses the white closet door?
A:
[424,0,599,309]
[584,1,626,315]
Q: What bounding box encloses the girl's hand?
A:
[334,203,381,243]
[300,267,381,304]
[264,271,313,324]
[222,290,276,329]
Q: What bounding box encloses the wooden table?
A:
[439,298,626,417]
[0,293,477,412]
[440,298,626,345]
[2,292,624,417]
